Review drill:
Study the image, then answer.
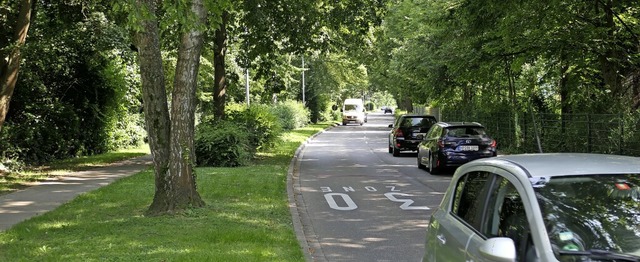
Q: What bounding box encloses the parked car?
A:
[417,122,496,173]
[388,114,437,156]
[422,153,640,262]
[382,106,393,114]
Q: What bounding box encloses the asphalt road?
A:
[292,112,454,262]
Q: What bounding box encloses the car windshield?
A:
[344,104,360,111]
[533,174,640,260]
[401,117,433,128]
[445,127,487,137]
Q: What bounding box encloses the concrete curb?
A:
[287,123,339,262]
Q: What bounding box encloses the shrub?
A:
[271,101,310,130]
[110,113,146,149]
[226,104,282,150]
[194,120,251,167]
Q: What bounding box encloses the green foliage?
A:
[369,0,640,115]
[301,54,370,123]
[194,119,251,167]
[271,101,310,130]
[195,102,286,167]
[443,109,640,157]
[225,103,283,150]
[0,3,144,164]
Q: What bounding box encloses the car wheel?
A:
[388,143,393,154]
[342,121,347,126]
[392,147,400,157]
[428,152,439,174]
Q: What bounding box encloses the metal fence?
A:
[440,110,640,157]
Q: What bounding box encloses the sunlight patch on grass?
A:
[0,144,151,195]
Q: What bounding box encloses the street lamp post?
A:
[301,56,305,105]
[245,68,250,106]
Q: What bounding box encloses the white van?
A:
[341,98,367,125]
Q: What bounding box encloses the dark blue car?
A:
[417,122,497,173]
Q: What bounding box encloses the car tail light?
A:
[394,128,404,137]
[490,140,497,148]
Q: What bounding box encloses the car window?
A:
[536,174,640,258]
[484,176,533,262]
[426,125,440,139]
[401,118,414,127]
[393,116,403,127]
[446,127,486,138]
[344,104,358,111]
[451,171,491,229]
[417,117,436,128]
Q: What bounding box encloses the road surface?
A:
[292,112,454,262]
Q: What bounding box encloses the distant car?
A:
[382,107,393,114]
[417,122,496,173]
[388,114,437,156]
[422,153,640,262]
[342,98,367,126]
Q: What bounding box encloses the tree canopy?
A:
[2,0,639,214]
[369,0,640,114]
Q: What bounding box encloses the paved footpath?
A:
[0,155,153,232]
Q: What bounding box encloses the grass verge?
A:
[0,123,332,261]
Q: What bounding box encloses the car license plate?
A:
[412,133,425,139]
[459,145,479,151]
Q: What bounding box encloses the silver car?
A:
[423,153,640,262]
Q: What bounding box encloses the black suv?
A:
[417,122,497,173]
[388,114,438,156]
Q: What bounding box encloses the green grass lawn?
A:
[0,123,332,261]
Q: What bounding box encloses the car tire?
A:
[388,144,393,154]
[392,147,400,157]
[342,121,347,126]
[428,152,439,174]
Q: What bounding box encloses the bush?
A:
[110,113,146,149]
[271,101,310,130]
[225,103,282,150]
[194,120,251,167]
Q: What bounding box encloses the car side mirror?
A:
[479,237,516,262]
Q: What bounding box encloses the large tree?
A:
[133,0,213,214]
[209,0,388,119]
[371,0,640,114]
[0,0,33,132]
[130,0,387,214]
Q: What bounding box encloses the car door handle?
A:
[436,234,446,245]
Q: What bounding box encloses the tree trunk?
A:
[599,0,622,98]
[147,0,208,214]
[133,0,172,213]
[632,70,640,110]
[398,96,413,112]
[213,11,229,119]
[0,0,33,132]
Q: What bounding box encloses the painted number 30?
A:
[323,193,430,211]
